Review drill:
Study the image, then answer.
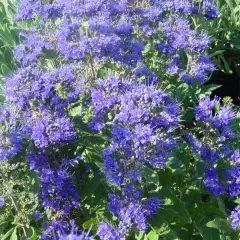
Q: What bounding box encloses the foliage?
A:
[0,0,20,77]
[208,0,240,76]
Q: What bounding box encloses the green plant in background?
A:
[0,0,20,77]
[209,0,240,75]
[0,4,41,239]
[0,161,39,240]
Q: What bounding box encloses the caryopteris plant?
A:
[0,0,240,239]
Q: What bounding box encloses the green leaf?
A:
[179,49,188,67]
[198,203,224,218]
[1,228,14,240]
[165,198,192,224]
[199,84,221,99]
[206,219,234,233]
[46,208,52,220]
[73,117,93,133]
[225,0,234,10]
[10,29,20,44]
[158,168,172,186]
[82,174,102,199]
[4,48,13,64]
[97,68,107,78]
[141,166,159,186]
[83,217,98,231]
[217,199,228,218]
[10,228,17,240]
[0,221,10,233]
[220,54,232,74]
[1,63,10,75]
[220,231,240,240]
[42,49,58,59]
[96,209,115,224]
[29,232,39,240]
[182,108,194,122]
[159,188,192,224]
[178,224,194,240]
[174,144,191,168]
[0,2,7,16]
[196,161,205,178]
[135,231,146,240]
[210,50,225,57]
[149,214,178,239]
[175,83,190,103]
[147,230,158,240]
[69,105,82,117]
[195,218,221,240]
[219,233,232,240]
[0,27,15,45]
[82,135,106,145]
[0,51,5,63]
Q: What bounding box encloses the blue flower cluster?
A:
[28,153,80,215]
[157,0,217,84]
[56,220,93,240]
[15,31,54,66]
[185,97,240,229]
[2,67,84,238]
[158,17,215,84]
[91,77,179,182]
[90,77,178,236]
[98,191,161,239]
[0,106,23,161]
[230,205,240,230]
[14,0,217,85]
[186,97,237,196]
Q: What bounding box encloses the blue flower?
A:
[231,150,240,165]
[230,205,240,230]
[58,221,93,240]
[97,222,124,240]
[203,167,225,196]
[226,167,240,197]
[34,211,43,220]
[0,196,5,207]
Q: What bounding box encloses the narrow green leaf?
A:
[220,54,232,74]
[165,198,192,224]
[4,48,13,64]
[217,199,228,218]
[135,231,146,240]
[1,227,14,240]
[206,218,234,233]
[219,233,232,240]
[1,63,10,75]
[149,214,178,239]
[46,208,52,220]
[42,49,58,59]
[0,2,7,17]
[210,50,225,57]
[159,188,192,224]
[225,0,234,10]
[30,232,39,240]
[83,217,98,231]
[195,221,221,240]
[82,174,102,199]
[10,228,17,240]
[147,230,158,240]
[141,166,159,186]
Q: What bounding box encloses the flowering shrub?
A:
[1,0,240,239]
